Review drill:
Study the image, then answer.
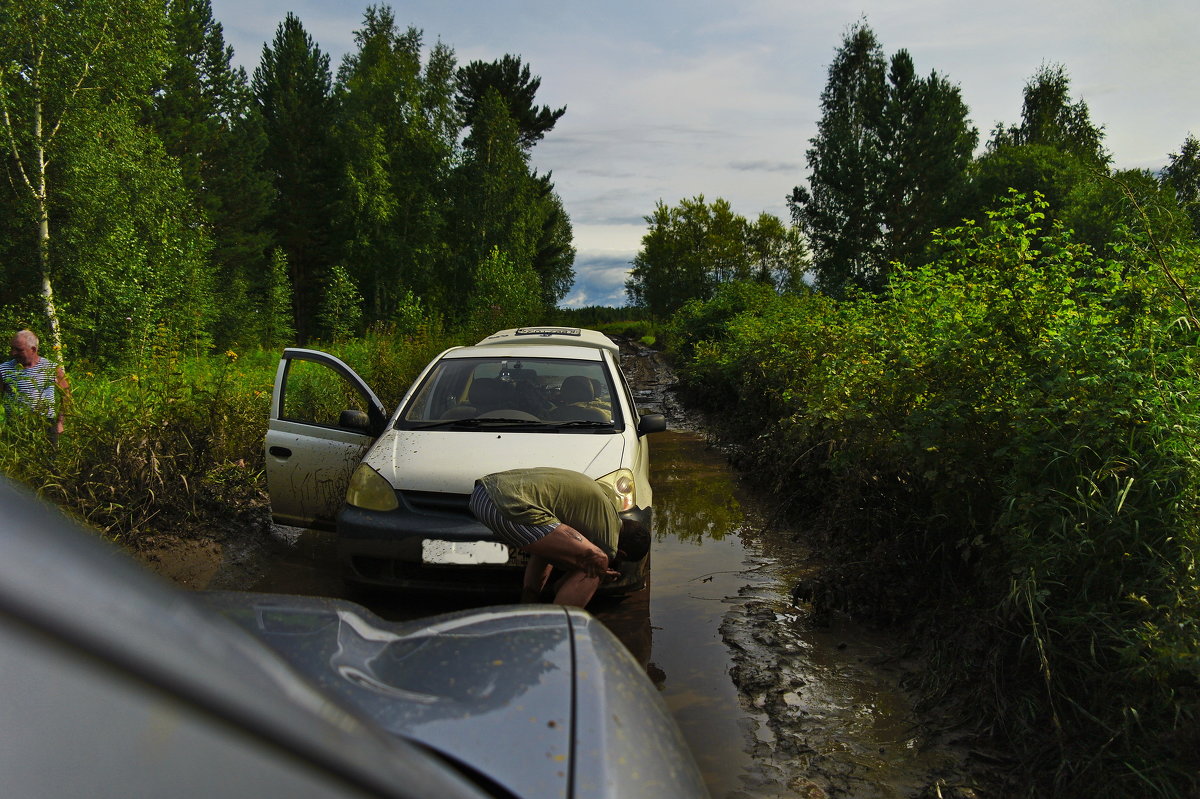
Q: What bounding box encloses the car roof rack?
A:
[475,327,618,353]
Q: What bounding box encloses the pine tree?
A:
[335,7,459,323]
[455,55,565,149]
[150,0,272,347]
[445,89,539,318]
[529,172,576,307]
[252,13,341,341]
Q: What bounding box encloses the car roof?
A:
[442,343,604,362]
[475,327,619,354]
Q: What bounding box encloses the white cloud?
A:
[212,0,1200,307]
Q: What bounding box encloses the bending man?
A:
[469,467,650,607]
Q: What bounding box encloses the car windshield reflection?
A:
[397,356,621,430]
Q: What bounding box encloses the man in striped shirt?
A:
[469,467,650,607]
[1,329,70,444]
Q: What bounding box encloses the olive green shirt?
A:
[479,467,620,556]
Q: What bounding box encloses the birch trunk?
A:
[34,96,64,361]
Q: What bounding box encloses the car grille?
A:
[399,490,471,515]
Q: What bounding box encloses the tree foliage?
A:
[455,54,565,149]
[626,196,806,316]
[150,0,272,348]
[670,194,1200,797]
[789,22,976,295]
[335,7,458,321]
[252,12,341,341]
[1163,134,1200,237]
[989,63,1108,166]
[0,0,217,362]
[319,264,363,343]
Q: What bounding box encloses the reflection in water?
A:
[635,431,761,797]
[652,435,744,543]
[251,430,949,798]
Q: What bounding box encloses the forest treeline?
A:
[661,22,1200,799]
[627,24,1200,318]
[1,0,571,365]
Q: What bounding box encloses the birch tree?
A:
[0,0,166,357]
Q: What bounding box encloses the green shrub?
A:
[670,195,1200,797]
[1,346,274,539]
[0,323,468,543]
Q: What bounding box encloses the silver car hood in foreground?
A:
[199,592,708,799]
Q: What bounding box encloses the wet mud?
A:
[137,337,997,798]
[619,343,986,798]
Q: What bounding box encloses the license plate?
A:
[421,539,510,565]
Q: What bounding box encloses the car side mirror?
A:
[637,413,666,435]
[339,409,372,433]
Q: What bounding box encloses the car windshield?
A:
[397,356,621,429]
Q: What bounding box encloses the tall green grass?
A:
[668,196,1200,797]
[0,324,466,542]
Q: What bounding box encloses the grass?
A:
[0,324,466,545]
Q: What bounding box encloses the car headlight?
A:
[597,469,636,512]
[346,464,398,511]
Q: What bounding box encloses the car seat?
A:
[547,376,610,422]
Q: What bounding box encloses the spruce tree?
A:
[252,13,341,341]
[150,0,272,347]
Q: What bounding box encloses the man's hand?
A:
[526,523,616,580]
[553,524,613,578]
[575,542,612,579]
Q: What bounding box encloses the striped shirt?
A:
[473,468,621,556]
[0,357,61,419]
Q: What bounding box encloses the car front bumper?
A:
[337,498,651,595]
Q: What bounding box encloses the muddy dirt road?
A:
[140,341,995,798]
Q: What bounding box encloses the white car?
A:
[265,327,666,594]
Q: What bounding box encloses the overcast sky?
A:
[209,0,1200,307]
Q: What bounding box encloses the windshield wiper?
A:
[407,417,547,430]
[553,420,616,429]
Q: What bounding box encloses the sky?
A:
[210,0,1200,307]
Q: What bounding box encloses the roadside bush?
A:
[0,322,468,544]
[0,345,275,539]
[670,196,1200,797]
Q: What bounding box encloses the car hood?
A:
[199,593,707,799]
[366,429,626,493]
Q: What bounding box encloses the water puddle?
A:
[623,430,966,797]
[251,429,966,797]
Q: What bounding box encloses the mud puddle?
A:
[141,339,988,797]
[246,428,973,798]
